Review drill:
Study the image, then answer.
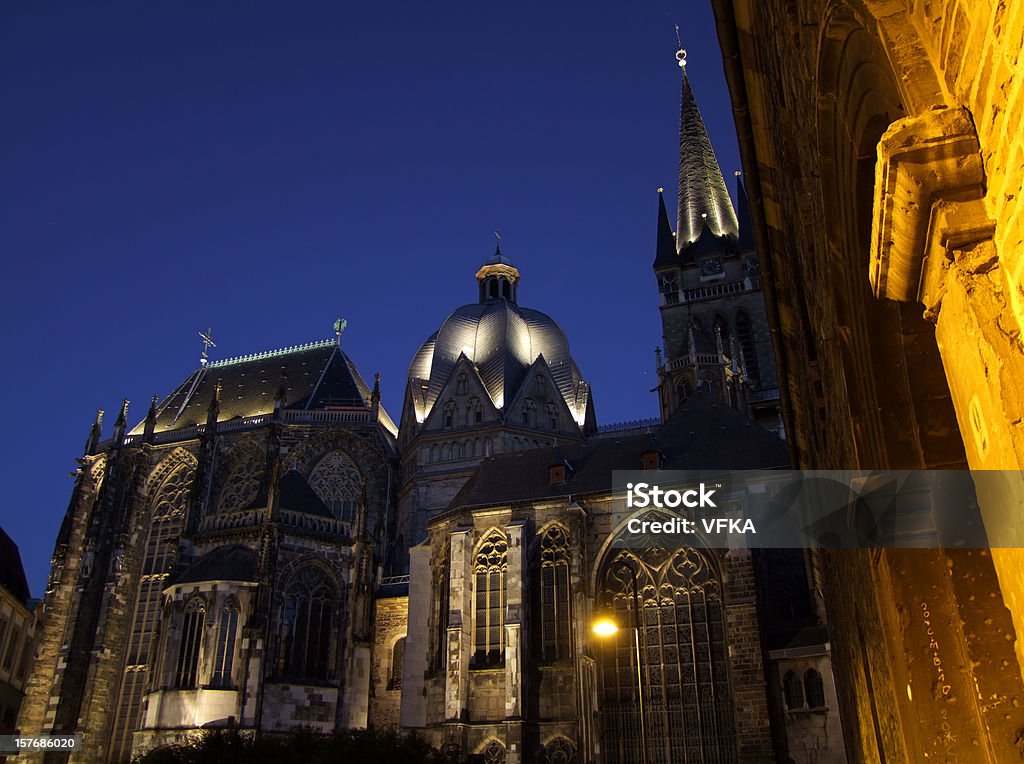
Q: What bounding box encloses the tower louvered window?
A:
[308,450,361,521]
[539,526,572,661]
[176,598,205,688]
[110,460,192,762]
[473,533,507,668]
[598,547,735,763]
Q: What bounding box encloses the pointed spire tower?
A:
[674,48,739,250]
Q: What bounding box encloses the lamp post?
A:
[593,559,648,764]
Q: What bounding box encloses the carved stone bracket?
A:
[869,107,994,315]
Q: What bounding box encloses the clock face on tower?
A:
[700,257,724,277]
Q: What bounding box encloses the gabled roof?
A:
[131,340,396,435]
[676,72,739,249]
[445,392,788,512]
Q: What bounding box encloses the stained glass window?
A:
[210,599,239,688]
[473,532,507,668]
[110,460,192,761]
[539,526,571,662]
[784,670,804,709]
[278,567,336,680]
[308,450,361,521]
[482,740,506,764]
[175,598,205,689]
[216,452,261,513]
[598,547,735,763]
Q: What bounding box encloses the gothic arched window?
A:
[676,379,691,403]
[538,526,571,661]
[216,450,261,513]
[521,399,537,427]
[536,375,546,396]
[545,403,559,431]
[473,532,507,668]
[443,400,456,429]
[388,636,405,690]
[784,670,804,710]
[467,397,483,425]
[211,598,240,688]
[175,598,205,689]
[598,547,734,763]
[111,460,192,762]
[433,545,450,672]
[804,668,825,708]
[308,450,361,521]
[279,567,337,681]
[456,374,468,395]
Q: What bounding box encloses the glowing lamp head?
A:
[592,617,620,638]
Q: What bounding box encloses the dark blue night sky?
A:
[1,2,743,597]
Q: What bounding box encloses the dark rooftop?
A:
[447,392,788,512]
[131,340,394,435]
[172,544,259,586]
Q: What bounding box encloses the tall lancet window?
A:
[211,598,240,687]
[473,532,507,668]
[308,450,361,522]
[539,526,572,661]
[598,547,735,763]
[176,598,206,689]
[432,544,451,672]
[111,458,192,762]
[279,567,337,680]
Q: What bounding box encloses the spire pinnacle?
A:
[654,189,678,268]
[675,60,739,249]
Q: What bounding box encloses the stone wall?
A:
[368,594,407,729]
[710,0,1024,759]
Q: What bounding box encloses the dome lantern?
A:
[475,244,520,304]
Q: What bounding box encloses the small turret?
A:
[476,244,520,303]
[143,395,158,442]
[84,409,104,455]
[206,380,221,431]
[113,400,129,446]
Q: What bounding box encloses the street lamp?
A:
[592,560,648,764]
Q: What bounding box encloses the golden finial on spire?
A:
[675,24,686,67]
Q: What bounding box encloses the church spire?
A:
[675,50,739,249]
[654,188,678,268]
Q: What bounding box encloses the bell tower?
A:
[653,49,781,433]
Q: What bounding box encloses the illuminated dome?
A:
[407,248,592,429]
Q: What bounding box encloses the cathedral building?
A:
[18,47,846,764]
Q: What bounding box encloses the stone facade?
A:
[17,346,398,762]
[710,0,1024,760]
